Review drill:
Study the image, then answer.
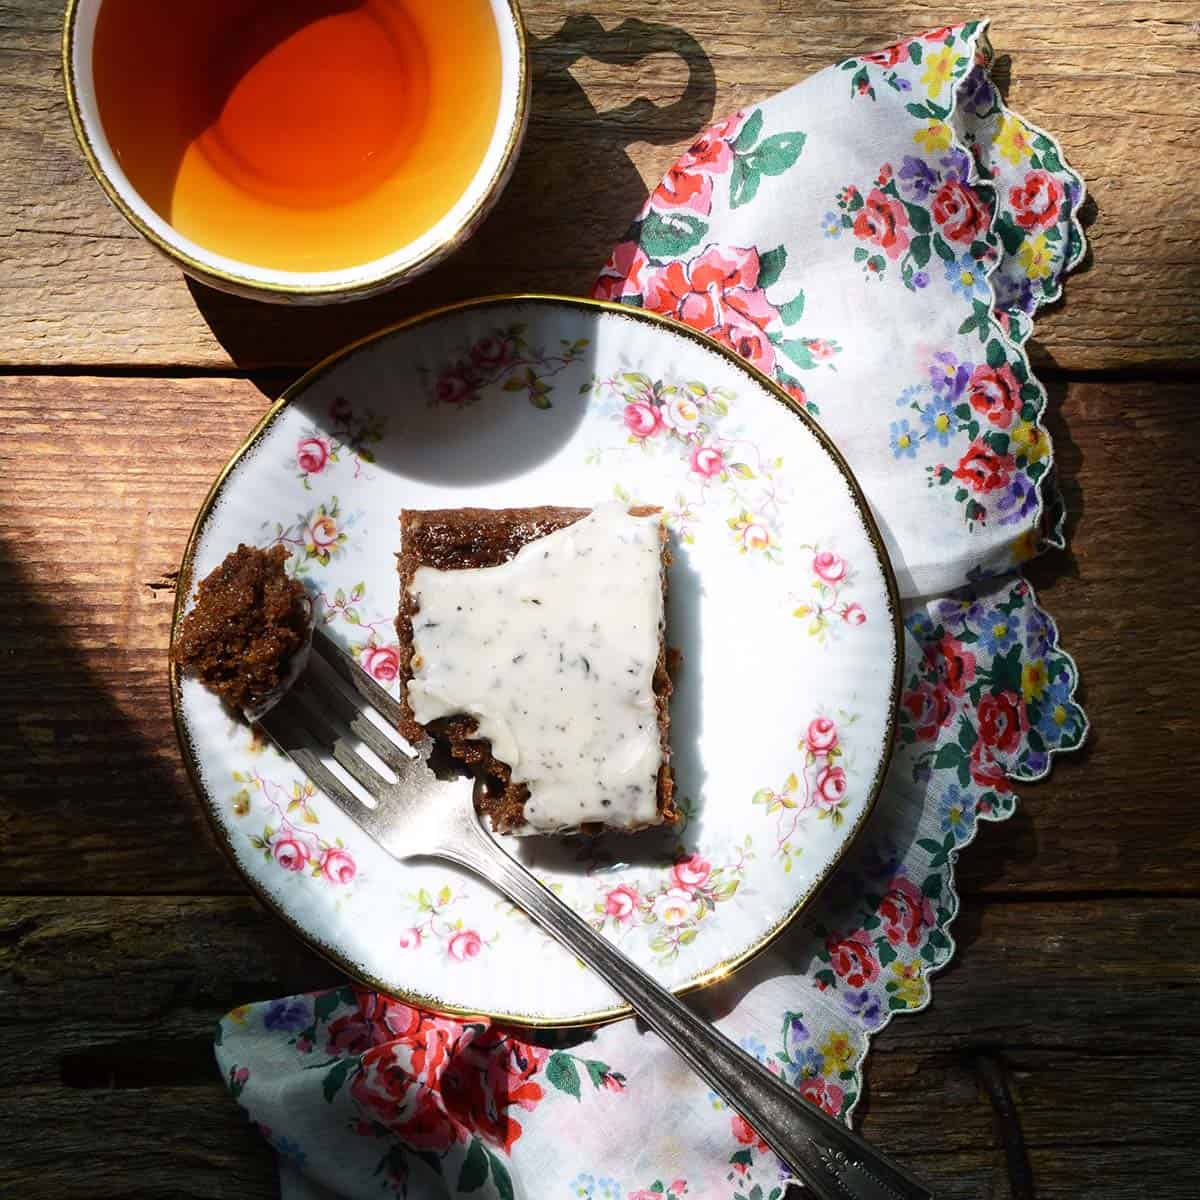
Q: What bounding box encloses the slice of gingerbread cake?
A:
[396,505,675,834]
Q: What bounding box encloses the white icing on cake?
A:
[406,505,666,832]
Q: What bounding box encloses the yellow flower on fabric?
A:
[1011,420,1049,462]
[1019,234,1054,280]
[920,46,956,94]
[821,1030,855,1075]
[1010,528,1040,563]
[996,114,1033,165]
[891,960,927,1007]
[226,1005,251,1026]
[913,121,953,153]
[1022,659,1050,702]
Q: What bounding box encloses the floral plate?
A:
[172,296,901,1025]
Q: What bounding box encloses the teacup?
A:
[63,0,529,304]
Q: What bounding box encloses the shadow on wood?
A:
[185,14,717,370]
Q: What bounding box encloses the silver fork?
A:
[256,628,934,1200]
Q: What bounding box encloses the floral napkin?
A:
[215,20,1088,1200]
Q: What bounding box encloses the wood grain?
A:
[2,2,1198,369]
[2,375,1197,896]
[2,895,1195,1197]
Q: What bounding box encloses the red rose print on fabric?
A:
[642,245,780,374]
[1009,169,1064,232]
[852,187,911,260]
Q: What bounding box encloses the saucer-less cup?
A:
[62,0,529,304]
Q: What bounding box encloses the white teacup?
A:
[62,0,529,305]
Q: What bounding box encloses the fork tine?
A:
[258,694,395,843]
[290,678,390,797]
[307,652,415,771]
[312,626,406,727]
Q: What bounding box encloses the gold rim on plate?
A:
[61,0,531,302]
[170,294,904,1027]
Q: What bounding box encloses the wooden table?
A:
[2,4,1198,1196]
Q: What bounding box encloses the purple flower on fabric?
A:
[994,270,1037,314]
[912,270,930,289]
[789,1014,811,1043]
[843,988,885,1029]
[898,155,938,199]
[263,997,311,1033]
[1023,749,1049,775]
[996,474,1040,526]
[1024,607,1055,657]
[933,595,986,629]
[960,66,995,115]
[929,351,971,398]
[1065,179,1083,208]
[939,147,973,184]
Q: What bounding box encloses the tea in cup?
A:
[63,0,528,303]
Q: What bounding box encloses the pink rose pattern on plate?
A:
[753,714,858,872]
[419,322,590,411]
[215,23,1089,1198]
[587,833,751,965]
[585,372,789,562]
[291,398,385,489]
[790,545,869,643]
[394,882,498,964]
[235,770,360,892]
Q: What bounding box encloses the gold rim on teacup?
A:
[61,0,530,305]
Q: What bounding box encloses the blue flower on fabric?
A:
[273,1138,307,1168]
[944,253,990,300]
[595,1179,622,1200]
[569,1173,597,1199]
[1036,677,1083,744]
[929,351,970,398]
[897,383,925,408]
[919,394,957,446]
[890,418,918,459]
[822,210,843,238]
[740,1035,770,1064]
[978,607,1020,655]
[939,784,974,842]
[263,997,311,1033]
[997,474,1040,526]
[796,1046,825,1078]
[843,988,885,1029]
[904,610,935,641]
[898,155,938,200]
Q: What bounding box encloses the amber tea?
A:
[91,0,503,272]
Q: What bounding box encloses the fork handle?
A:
[445,822,934,1200]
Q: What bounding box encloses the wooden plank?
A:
[1,375,1197,895]
[1,896,1196,1197]
[1,2,1198,370]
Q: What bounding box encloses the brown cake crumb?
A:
[173,544,309,710]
